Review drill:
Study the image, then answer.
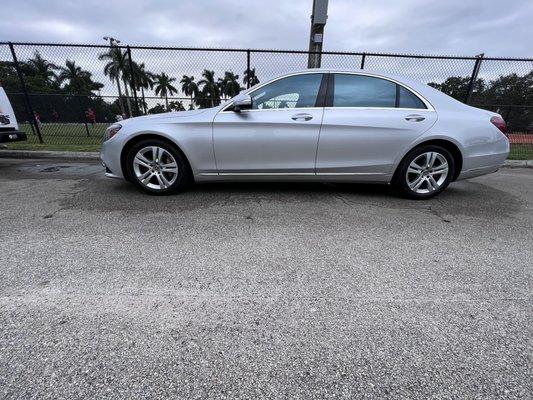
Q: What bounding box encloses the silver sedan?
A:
[100,70,509,199]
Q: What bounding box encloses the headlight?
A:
[104,123,122,141]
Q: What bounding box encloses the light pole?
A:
[307,0,328,68]
[103,36,121,47]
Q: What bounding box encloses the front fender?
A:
[117,118,217,177]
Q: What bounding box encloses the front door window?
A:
[250,74,323,110]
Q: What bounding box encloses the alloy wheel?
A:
[405,151,449,194]
[133,146,179,190]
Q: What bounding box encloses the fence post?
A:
[360,53,366,69]
[8,42,44,144]
[464,53,484,104]
[126,46,140,116]
[246,50,251,89]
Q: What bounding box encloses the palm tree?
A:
[180,75,199,110]
[98,47,132,116]
[57,60,102,95]
[243,67,260,88]
[198,69,221,108]
[219,71,242,99]
[25,51,59,87]
[154,72,178,110]
[57,60,103,137]
[132,62,155,114]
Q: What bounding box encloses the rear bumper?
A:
[457,151,509,180]
[0,130,27,143]
[457,164,501,180]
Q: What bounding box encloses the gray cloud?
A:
[1,0,532,57]
[1,0,531,101]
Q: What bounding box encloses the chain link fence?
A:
[1,42,532,158]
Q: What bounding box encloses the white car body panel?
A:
[213,107,324,175]
[316,107,438,180]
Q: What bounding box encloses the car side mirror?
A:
[233,95,252,112]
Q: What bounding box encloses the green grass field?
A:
[508,144,533,160]
[6,122,533,160]
[7,123,104,152]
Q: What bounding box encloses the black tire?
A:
[393,145,455,200]
[125,138,191,195]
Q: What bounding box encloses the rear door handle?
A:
[291,113,313,121]
[405,114,425,122]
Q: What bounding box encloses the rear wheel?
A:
[394,145,455,199]
[126,139,190,195]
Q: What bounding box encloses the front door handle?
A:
[405,114,425,122]
[291,113,313,121]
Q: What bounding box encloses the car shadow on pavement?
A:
[58,174,523,222]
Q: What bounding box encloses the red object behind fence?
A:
[508,134,533,144]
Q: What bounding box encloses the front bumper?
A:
[100,136,125,180]
[0,130,27,143]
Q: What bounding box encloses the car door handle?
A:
[405,114,425,122]
[291,113,313,121]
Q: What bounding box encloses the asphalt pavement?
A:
[0,158,532,399]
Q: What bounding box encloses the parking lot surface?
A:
[0,158,532,399]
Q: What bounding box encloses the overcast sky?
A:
[1,0,532,57]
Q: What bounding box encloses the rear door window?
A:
[398,86,427,109]
[332,74,427,109]
[333,74,396,108]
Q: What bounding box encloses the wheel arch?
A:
[120,133,194,182]
[394,139,463,182]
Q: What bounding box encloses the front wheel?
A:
[125,139,190,195]
[393,145,455,199]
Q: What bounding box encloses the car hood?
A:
[122,109,210,124]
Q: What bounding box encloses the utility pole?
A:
[307,0,328,68]
[103,36,120,47]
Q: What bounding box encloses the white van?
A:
[0,87,27,143]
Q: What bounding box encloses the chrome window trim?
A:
[219,70,435,113]
[323,106,436,112]
[222,106,435,113]
[221,107,324,114]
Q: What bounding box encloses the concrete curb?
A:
[0,149,532,168]
[0,150,99,160]
[503,160,533,168]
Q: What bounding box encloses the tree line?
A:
[0,50,260,122]
[428,72,532,130]
[96,47,259,114]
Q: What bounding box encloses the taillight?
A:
[490,116,507,134]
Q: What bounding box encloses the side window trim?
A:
[314,73,329,108]
[395,84,400,108]
[324,73,335,108]
[328,73,431,110]
[220,72,433,112]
